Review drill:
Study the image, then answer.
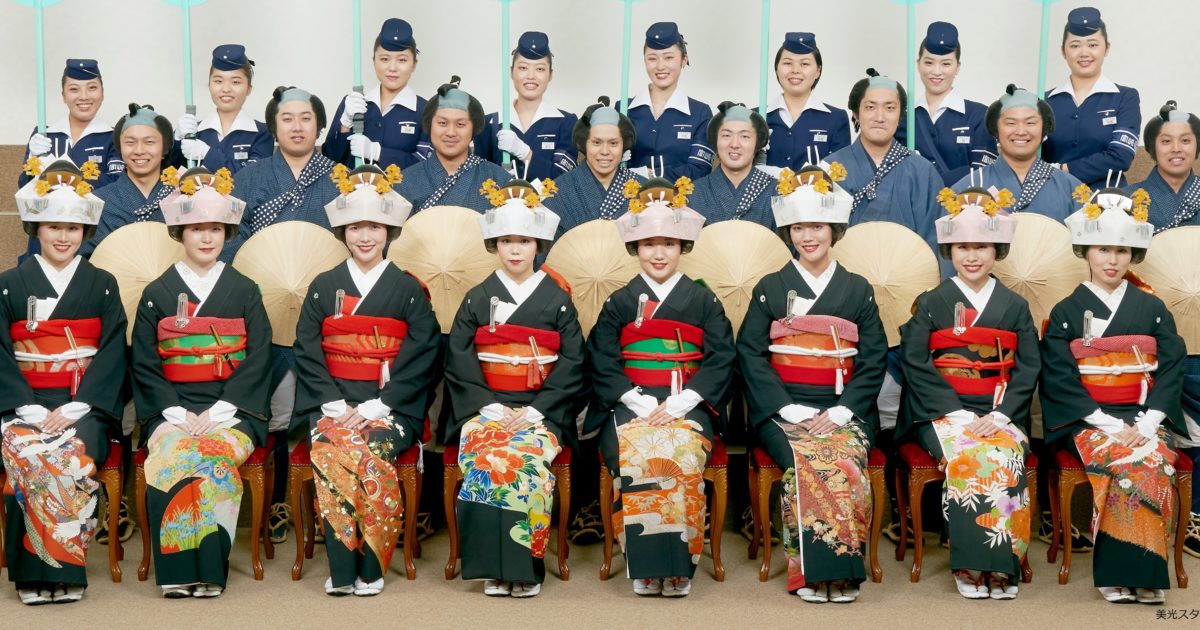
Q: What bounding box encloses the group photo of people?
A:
[1,0,1197,625]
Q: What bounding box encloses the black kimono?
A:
[445,271,585,584]
[588,273,734,580]
[291,260,440,588]
[0,257,126,588]
[131,263,272,587]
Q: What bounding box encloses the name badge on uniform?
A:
[234,151,249,160]
[813,133,828,142]
[88,155,103,163]
[1102,116,1117,126]
[956,135,971,144]
[400,123,416,135]
[541,141,555,150]
[677,131,691,140]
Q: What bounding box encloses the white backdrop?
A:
[0,0,1196,145]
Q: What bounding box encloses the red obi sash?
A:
[10,317,101,393]
[620,318,704,388]
[1070,334,1157,405]
[929,325,1018,399]
[157,305,247,383]
[321,295,407,385]
[475,323,560,391]
[768,315,858,392]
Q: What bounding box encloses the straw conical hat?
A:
[543,219,639,336]
[232,222,348,345]
[387,205,499,333]
[992,213,1088,337]
[677,221,791,335]
[1134,225,1200,352]
[830,222,940,346]
[89,222,185,343]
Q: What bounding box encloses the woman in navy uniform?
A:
[173,45,272,174]
[763,33,851,173]
[952,86,1081,221]
[899,22,996,186]
[1043,7,1140,189]
[544,98,643,238]
[625,22,713,181]
[689,103,776,227]
[396,78,511,213]
[474,32,578,182]
[323,18,427,169]
[19,59,122,189]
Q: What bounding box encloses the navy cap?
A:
[645,22,683,50]
[212,44,253,71]
[1066,7,1103,37]
[377,18,415,52]
[515,31,551,60]
[923,22,958,55]
[782,32,817,55]
[64,59,100,81]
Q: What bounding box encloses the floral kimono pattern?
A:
[1,420,98,573]
[310,416,403,585]
[614,417,711,578]
[457,418,559,583]
[1074,426,1177,588]
[932,418,1031,577]
[144,423,252,586]
[777,421,871,591]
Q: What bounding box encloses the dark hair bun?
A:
[1160,100,1179,121]
[597,95,611,107]
[866,67,879,78]
[1006,83,1018,96]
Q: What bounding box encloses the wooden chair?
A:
[1047,447,1191,588]
[289,429,425,581]
[599,436,728,582]
[893,442,1036,583]
[746,446,887,583]
[134,435,275,581]
[443,445,573,580]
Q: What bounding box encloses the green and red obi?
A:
[10,317,101,394]
[768,314,858,394]
[157,302,246,383]
[1070,335,1157,406]
[620,318,704,389]
[929,309,1016,406]
[321,295,407,387]
[475,324,560,392]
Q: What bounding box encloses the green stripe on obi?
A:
[159,334,248,365]
[622,337,701,370]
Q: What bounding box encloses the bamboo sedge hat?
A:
[615,176,705,249]
[15,157,104,225]
[325,163,411,228]
[160,166,245,226]
[478,178,560,242]
[771,157,853,227]
[934,184,1017,246]
[1065,182,1153,251]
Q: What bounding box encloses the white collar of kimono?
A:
[768,93,832,122]
[504,100,563,133]
[174,260,225,306]
[367,84,418,114]
[44,116,113,138]
[788,259,837,316]
[915,88,966,116]
[495,269,545,307]
[33,254,81,298]
[346,258,391,312]
[629,86,691,115]
[1048,75,1119,101]
[1082,279,1127,337]
[198,110,260,138]
[951,275,996,324]
[639,270,683,302]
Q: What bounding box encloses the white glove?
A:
[663,390,703,418]
[349,133,382,162]
[27,133,52,157]
[779,404,818,424]
[1084,409,1125,435]
[340,92,369,129]
[755,164,783,177]
[497,129,531,159]
[630,166,651,178]
[620,389,660,419]
[175,113,199,139]
[181,138,210,161]
[1135,410,1165,440]
[621,150,632,163]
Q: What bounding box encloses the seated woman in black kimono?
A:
[1040,185,1185,605]
[131,167,272,598]
[587,177,734,597]
[899,186,1039,600]
[2,159,126,604]
[736,162,886,602]
[444,179,584,597]
[292,164,440,596]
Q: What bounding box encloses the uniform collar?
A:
[198,110,260,136]
[916,88,966,115]
[768,93,831,115]
[505,100,563,133]
[45,117,113,137]
[366,84,418,113]
[1048,75,1119,99]
[630,87,691,115]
